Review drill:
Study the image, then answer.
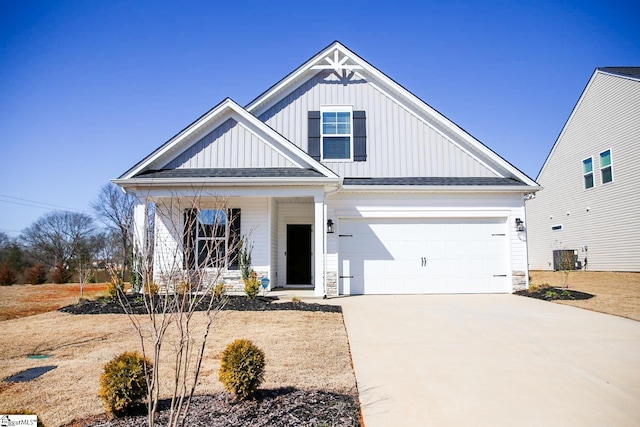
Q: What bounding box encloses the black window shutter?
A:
[353,110,367,162]
[228,208,241,270]
[308,111,321,160]
[183,209,197,270]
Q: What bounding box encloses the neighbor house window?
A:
[184,208,241,270]
[321,106,352,160]
[583,157,594,189]
[600,149,613,184]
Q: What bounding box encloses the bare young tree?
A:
[21,211,96,268]
[111,191,242,427]
[92,183,136,282]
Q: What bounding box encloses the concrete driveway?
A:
[337,294,640,427]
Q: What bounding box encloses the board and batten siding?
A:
[163,118,297,169]
[527,72,640,271]
[326,191,529,292]
[258,70,496,179]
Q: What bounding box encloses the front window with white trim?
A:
[321,106,353,160]
[196,209,227,268]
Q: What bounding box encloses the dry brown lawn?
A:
[0,308,356,427]
[0,282,110,321]
[530,270,640,321]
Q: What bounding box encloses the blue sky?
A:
[1,0,638,237]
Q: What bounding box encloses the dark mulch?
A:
[65,388,360,427]
[59,294,341,315]
[515,287,594,302]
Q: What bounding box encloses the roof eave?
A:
[112,177,343,188]
[340,184,541,193]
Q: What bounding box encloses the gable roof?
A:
[536,67,640,180]
[117,98,338,181]
[246,40,539,188]
[597,67,640,80]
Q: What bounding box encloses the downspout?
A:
[323,183,343,298]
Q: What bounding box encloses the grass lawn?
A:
[0,296,356,426]
[0,282,110,321]
[529,270,640,321]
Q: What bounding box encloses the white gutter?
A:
[113,177,343,187]
[340,185,542,193]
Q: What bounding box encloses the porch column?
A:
[132,200,148,292]
[314,195,325,297]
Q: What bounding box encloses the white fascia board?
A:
[340,185,540,193]
[536,69,599,181]
[121,98,337,180]
[598,69,640,83]
[247,42,537,187]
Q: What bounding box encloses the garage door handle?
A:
[493,274,507,277]
[340,276,354,279]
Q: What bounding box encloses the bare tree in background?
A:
[92,183,136,283]
[112,192,242,427]
[21,211,96,268]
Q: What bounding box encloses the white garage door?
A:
[339,218,509,294]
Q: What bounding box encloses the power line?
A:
[0,194,90,214]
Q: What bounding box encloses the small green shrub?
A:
[244,271,260,299]
[99,351,151,416]
[545,290,558,299]
[0,261,18,286]
[24,263,47,285]
[291,296,302,303]
[219,339,266,400]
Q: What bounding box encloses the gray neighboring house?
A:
[114,41,540,296]
[526,67,640,272]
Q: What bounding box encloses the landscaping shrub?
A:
[213,282,226,299]
[219,339,266,400]
[144,281,159,296]
[176,281,193,295]
[0,261,18,286]
[51,262,72,284]
[24,263,47,285]
[108,278,124,299]
[244,271,260,299]
[99,351,152,416]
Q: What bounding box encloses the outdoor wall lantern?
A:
[327,219,334,234]
[515,218,525,231]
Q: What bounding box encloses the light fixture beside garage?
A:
[327,219,334,234]
[515,218,525,231]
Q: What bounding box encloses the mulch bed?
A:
[515,287,594,302]
[58,295,358,426]
[65,388,360,426]
[59,294,342,315]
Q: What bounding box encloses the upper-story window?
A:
[600,149,613,184]
[583,157,594,189]
[321,106,353,161]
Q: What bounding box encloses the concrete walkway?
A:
[336,294,640,427]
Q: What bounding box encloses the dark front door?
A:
[286,224,312,285]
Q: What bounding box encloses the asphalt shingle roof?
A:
[598,67,640,79]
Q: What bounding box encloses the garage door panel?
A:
[340,218,509,295]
